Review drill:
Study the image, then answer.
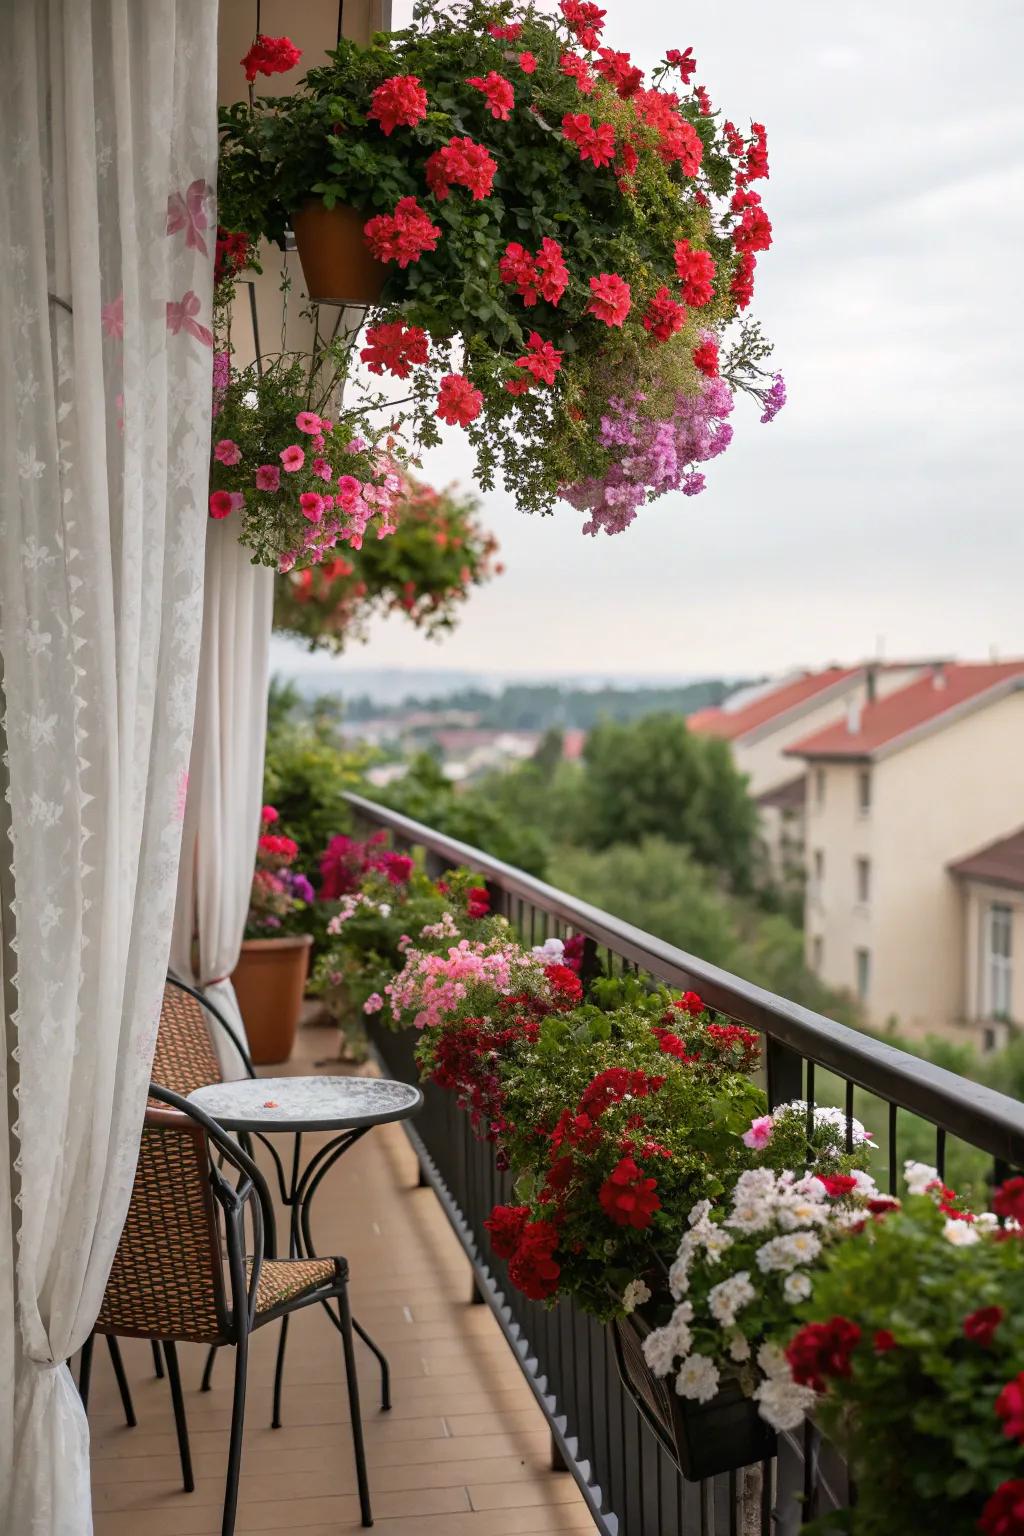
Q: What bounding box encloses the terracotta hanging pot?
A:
[232,933,313,1065]
[290,202,388,306]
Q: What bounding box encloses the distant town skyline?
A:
[333,1,1024,676]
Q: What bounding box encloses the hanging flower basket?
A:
[217,1,786,536]
[611,1307,776,1481]
[290,201,388,306]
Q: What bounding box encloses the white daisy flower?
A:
[783,1271,812,1303]
[622,1278,651,1315]
[641,1325,679,1378]
[708,1271,756,1327]
[675,1354,720,1404]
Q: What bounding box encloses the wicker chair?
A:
[87,1084,373,1534]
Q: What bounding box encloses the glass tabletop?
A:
[188,1074,423,1132]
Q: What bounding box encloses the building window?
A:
[987,903,1013,1019]
[858,769,871,814]
[856,857,871,904]
[814,768,826,808]
[812,936,823,971]
[855,947,871,1002]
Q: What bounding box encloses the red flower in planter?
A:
[559,51,595,94]
[979,1481,1024,1536]
[367,74,428,135]
[586,273,631,327]
[560,1,606,51]
[467,887,491,919]
[964,1306,1004,1348]
[562,113,616,168]
[466,71,515,121]
[594,47,643,99]
[642,287,686,342]
[599,1156,660,1229]
[488,22,522,41]
[785,1317,861,1393]
[872,1330,897,1353]
[436,374,483,428]
[579,1067,664,1121]
[425,137,497,201]
[993,1176,1024,1226]
[996,1373,1024,1443]
[515,334,563,386]
[508,1219,561,1300]
[693,339,719,379]
[364,198,441,268]
[817,1174,858,1199]
[360,320,429,379]
[732,190,773,253]
[731,250,757,310]
[665,48,697,83]
[544,964,583,1006]
[241,34,301,83]
[485,1203,530,1260]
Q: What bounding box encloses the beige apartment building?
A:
[788,662,1024,1045]
[688,661,930,889]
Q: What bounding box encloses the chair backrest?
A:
[153,981,224,1095]
[96,1104,230,1345]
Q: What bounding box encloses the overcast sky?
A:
[278,0,1024,683]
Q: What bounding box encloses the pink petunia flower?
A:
[299,491,324,522]
[280,445,305,472]
[214,438,241,465]
[209,490,234,520]
[255,464,281,491]
[295,411,322,434]
[312,456,333,482]
[742,1115,775,1150]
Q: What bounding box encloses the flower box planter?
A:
[611,1310,776,1481]
[232,933,313,1064]
[290,202,387,306]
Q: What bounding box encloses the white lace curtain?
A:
[0,2,217,1530]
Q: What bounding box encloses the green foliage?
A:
[576,715,758,889]
[370,752,550,875]
[342,677,754,728]
[799,1197,1024,1536]
[263,678,373,873]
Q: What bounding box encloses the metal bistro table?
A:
[189,1073,423,1425]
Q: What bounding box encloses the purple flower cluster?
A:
[560,376,735,536]
[759,372,786,425]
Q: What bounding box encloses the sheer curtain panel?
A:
[0,2,217,1530]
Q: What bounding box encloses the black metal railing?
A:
[347,792,1024,1536]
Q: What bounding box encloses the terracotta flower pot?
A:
[232,934,313,1066]
[290,202,388,306]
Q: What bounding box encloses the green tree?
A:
[576,714,758,889]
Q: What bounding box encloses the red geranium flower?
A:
[676,991,705,1016]
[560,0,606,51]
[544,964,583,1006]
[508,1219,561,1300]
[488,22,522,40]
[559,51,595,94]
[979,1481,1024,1536]
[259,833,299,861]
[665,47,697,83]
[467,71,515,121]
[694,84,713,116]
[484,1203,530,1260]
[241,33,301,83]
[964,1306,1004,1348]
[586,272,631,327]
[642,286,686,342]
[425,137,497,201]
[674,239,716,306]
[561,113,616,168]
[732,190,773,253]
[693,339,719,378]
[360,319,429,379]
[467,886,490,919]
[996,1373,1024,1442]
[518,51,537,74]
[594,47,643,99]
[817,1174,858,1199]
[993,1176,1024,1225]
[436,374,483,428]
[873,1330,897,1353]
[599,1156,660,1229]
[731,250,757,310]
[499,239,568,307]
[214,228,251,286]
[364,197,441,267]
[746,122,769,183]
[261,805,279,824]
[785,1317,861,1393]
[505,377,532,396]
[515,333,563,386]
[367,74,428,135]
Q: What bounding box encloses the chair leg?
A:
[105,1336,137,1428]
[201,1344,218,1392]
[152,1339,165,1379]
[271,1315,289,1429]
[162,1342,195,1494]
[352,1317,391,1412]
[338,1287,373,1527]
[222,1333,249,1536]
[78,1332,95,1411]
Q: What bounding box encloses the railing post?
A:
[766,1036,804,1110]
[550,1432,568,1472]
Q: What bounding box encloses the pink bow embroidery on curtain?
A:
[166,179,212,256]
[166,292,213,348]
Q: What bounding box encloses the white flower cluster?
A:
[622,1277,651,1315]
[752,1343,818,1431]
[774,1100,875,1150]
[531,936,565,965]
[420,909,459,941]
[327,892,391,934]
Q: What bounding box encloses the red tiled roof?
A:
[787,662,1024,761]
[686,668,859,742]
[950,827,1024,892]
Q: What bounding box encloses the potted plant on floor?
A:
[232,806,315,1064]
